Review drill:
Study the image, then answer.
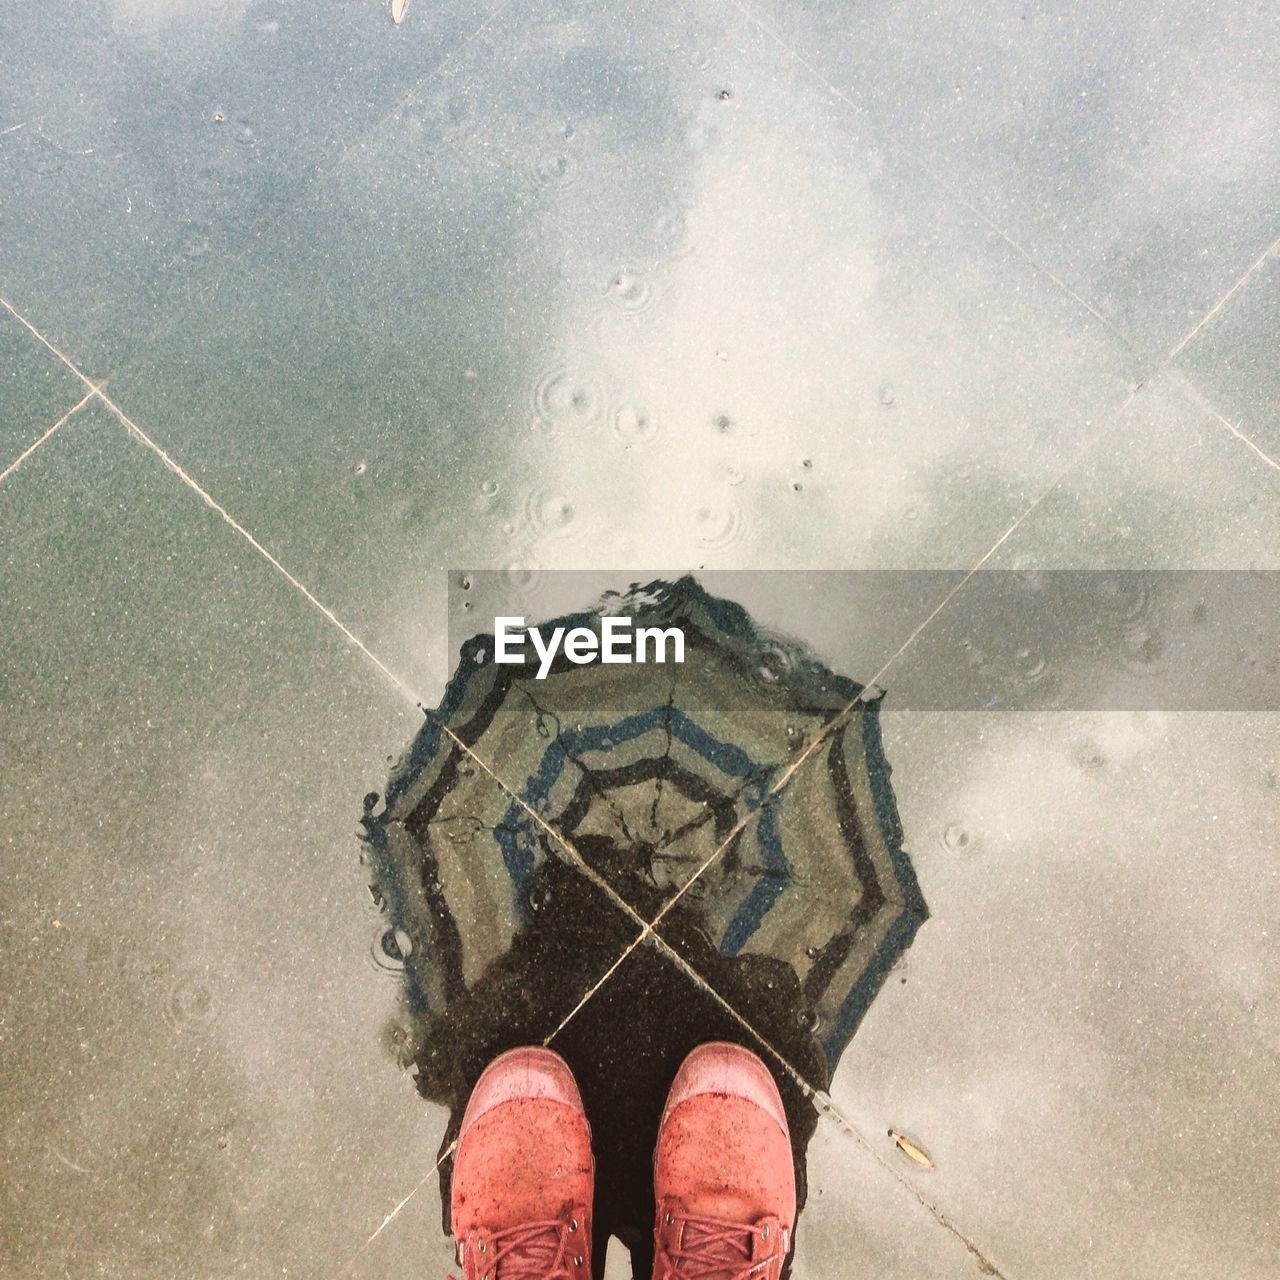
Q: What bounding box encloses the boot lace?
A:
[456,1219,580,1280]
[655,1212,782,1280]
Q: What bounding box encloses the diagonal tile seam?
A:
[346,1138,455,1266]
[0,292,425,707]
[725,0,1280,476]
[1166,366,1280,477]
[721,0,1133,353]
[1166,230,1280,365]
[0,385,97,487]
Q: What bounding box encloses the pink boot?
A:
[450,1047,594,1280]
[652,1042,797,1280]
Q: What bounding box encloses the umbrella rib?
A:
[648,685,676,836]
[513,685,639,846]
[436,723,653,934]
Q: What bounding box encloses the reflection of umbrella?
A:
[360,576,926,1272]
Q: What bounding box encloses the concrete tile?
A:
[0,0,507,372]
[741,0,1280,362]
[0,402,446,1274]
[825,706,1280,1280]
[795,1116,985,1279]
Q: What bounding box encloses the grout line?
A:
[726,0,1279,487]
[1,291,102,386]
[813,1094,1011,1279]
[102,388,427,705]
[435,722,653,933]
[539,934,649,1046]
[1166,368,1280,476]
[1166,231,1280,363]
[0,387,96,487]
[1201,410,1280,476]
[902,153,1135,350]
[347,1139,456,1264]
[724,0,1133,352]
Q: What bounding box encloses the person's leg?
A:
[651,1043,796,1280]
[450,1047,594,1279]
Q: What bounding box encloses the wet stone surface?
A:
[3,0,1278,1274]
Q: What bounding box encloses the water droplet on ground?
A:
[695,501,743,550]
[163,975,215,1032]
[756,643,795,684]
[1014,646,1047,683]
[371,925,411,974]
[534,151,577,188]
[524,488,577,537]
[612,404,659,446]
[653,209,690,257]
[606,267,653,312]
[531,366,603,436]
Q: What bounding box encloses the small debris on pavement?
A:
[889,1129,934,1169]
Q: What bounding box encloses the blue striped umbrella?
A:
[362,576,926,1083]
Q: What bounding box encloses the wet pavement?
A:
[2,1,1278,1277]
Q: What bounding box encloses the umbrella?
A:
[360,576,927,1271]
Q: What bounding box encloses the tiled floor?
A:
[2,1,1277,1277]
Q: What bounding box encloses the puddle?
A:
[361,577,927,1275]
